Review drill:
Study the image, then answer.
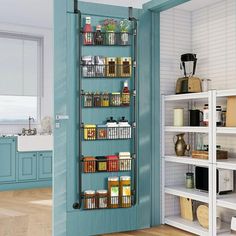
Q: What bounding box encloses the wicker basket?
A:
[192,150,228,160]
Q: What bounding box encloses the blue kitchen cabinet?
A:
[18,152,37,181]
[38,151,52,179]
[0,138,16,182]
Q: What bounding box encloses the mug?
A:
[173,108,184,126]
[189,109,203,126]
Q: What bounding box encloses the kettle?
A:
[173,133,188,156]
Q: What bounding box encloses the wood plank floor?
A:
[0,188,195,236]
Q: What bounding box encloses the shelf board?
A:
[165,126,208,133]
[216,89,236,98]
[164,92,209,101]
[164,155,209,167]
[165,216,209,236]
[217,127,236,134]
[216,158,236,170]
[217,193,236,210]
[165,186,209,203]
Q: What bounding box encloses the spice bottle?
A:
[83,17,93,45]
[84,190,96,209]
[120,176,131,208]
[203,104,209,126]
[108,176,119,208]
[94,25,104,45]
[122,80,130,106]
[96,190,107,208]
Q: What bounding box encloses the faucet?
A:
[22,116,37,136]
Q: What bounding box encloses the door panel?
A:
[18,152,37,181]
[38,152,52,179]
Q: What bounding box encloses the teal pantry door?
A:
[54,1,157,235]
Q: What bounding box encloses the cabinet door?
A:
[38,152,52,179]
[0,138,16,182]
[18,152,37,181]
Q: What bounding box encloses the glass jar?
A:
[96,190,108,209]
[84,190,96,209]
[93,92,101,107]
[203,104,209,126]
[108,176,119,208]
[110,92,121,107]
[216,106,222,127]
[84,92,93,107]
[186,172,194,189]
[120,176,131,208]
[101,92,109,107]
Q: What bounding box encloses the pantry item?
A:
[201,79,211,92]
[196,205,209,229]
[84,124,96,140]
[97,125,107,139]
[203,104,209,126]
[95,156,107,172]
[101,92,109,107]
[180,197,194,221]
[94,56,105,77]
[117,57,132,77]
[173,108,184,126]
[231,216,236,234]
[93,92,101,107]
[106,57,117,77]
[121,80,130,106]
[189,109,202,126]
[94,25,104,45]
[186,172,194,189]
[119,152,131,171]
[173,133,187,156]
[120,176,131,208]
[83,156,96,173]
[84,92,93,107]
[103,19,117,45]
[106,117,119,139]
[221,108,226,127]
[118,117,131,139]
[226,96,236,127]
[119,19,131,45]
[81,56,95,77]
[108,176,119,208]
[84,190,96,209]
[192,150,228,160]
[96,190,108,208]
[176,53,202,94]
[83,16,93,45]
[107,155,119,172]
[111,92,121,106]
[216,106,222,127]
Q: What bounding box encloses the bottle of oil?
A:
[121,80,130,106]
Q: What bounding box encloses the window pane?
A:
[0,95,37,122]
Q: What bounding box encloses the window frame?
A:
[0,32,43,125]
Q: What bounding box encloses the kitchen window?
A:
[0,33,43,124]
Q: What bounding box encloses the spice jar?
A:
[107,155,119,172]
[84,92,93,107]
[93,92,101,107]
[96,156,107,172]
[119,152,131,171]
[111,92,121,107]
[84,190,96,209]
[94,25,104,45]
[96,190,108,208]
[120,176,131,208]
[186,172,194,189]
[83,156,96,173]
[108,176,119,208]
[97,124,107,140]
[216,106,222,127]
[84,124,96,140]
[118,117,131,139]
[101,92,110,107]
[203,104,209,126]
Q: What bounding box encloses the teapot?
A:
[173,133,188,156]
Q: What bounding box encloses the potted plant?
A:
[103,19,117,45]
[119,19,131,45]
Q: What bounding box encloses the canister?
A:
[117,57,132,77]
[105,57,117,77]
[186,172,194,189]
[95,156,107,172]
[118,117,131,139]
[119,152,131,171]
[96,190,108,208]
[84,190,96,209]
[108,176,119,208]
[107,155,119,172]
[106,117,119,139]
[173,108,184,126]
[110,92,121,107]
[83,156,96,173]
[84,124,96,140]
[97,124,107,140]
[120,176,131,208]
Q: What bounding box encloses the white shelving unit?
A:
[161,90,236,236]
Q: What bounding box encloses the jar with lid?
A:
[84,190,96,209]
[93,92,101,107]
[119,152,131,171]
[186,172,194,189]
[108,176,119,208]
[203,104,209,126]
[120,176,131,208]
[118,117,131,139]
[84,92,93,107]
[96,190,107,208]
[110,92,121,107]
[216,106,222,127]
[101,92,109,107]
[106,117,119,139]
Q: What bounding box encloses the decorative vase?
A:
[120,31,129,45]
[106,31,116,45]
[173,133,187,156]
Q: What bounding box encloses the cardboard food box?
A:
[226,96,236,127]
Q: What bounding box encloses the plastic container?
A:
[108,176,119,208]
[120,176,131,208]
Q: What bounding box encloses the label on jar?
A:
[122,185,131,205]
[98,197,107,208]
[110,186,119,205]
[86,197,96,209]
